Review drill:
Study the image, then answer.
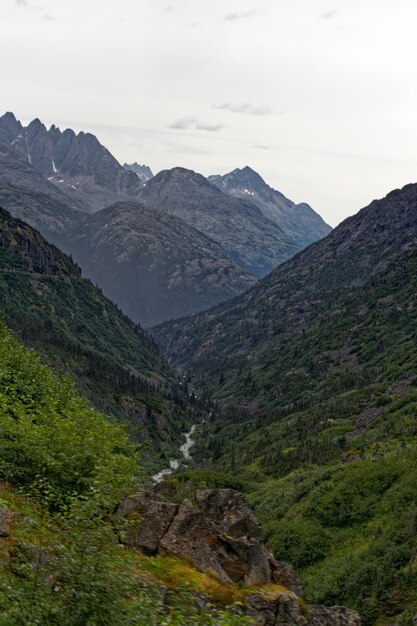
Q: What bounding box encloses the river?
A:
[152,424,196,483]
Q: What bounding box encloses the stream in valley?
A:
[152,424,196,483]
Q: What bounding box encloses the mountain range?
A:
[0,111,331,325]
[2,107,417,623]
[0,112,142,212]
[135,166,299,277]
[69,201,256,327]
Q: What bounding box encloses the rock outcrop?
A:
[0,506,16,537]
[119,488,360,625]
[245,593,360,626]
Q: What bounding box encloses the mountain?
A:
[154,182,417,622]
[155,183,417,382]
[208,166,331,248]
[136,167,299,277]
[0,204,195,462]
[0,140,81,247]
[0,143,256,325]
[0,112,141,212]
[69,201,256,327]
[123,162,154,182]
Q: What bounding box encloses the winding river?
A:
[152,424,196,483]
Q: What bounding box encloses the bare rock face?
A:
[118,489,361,625]
[0,506,16,537]
[118,489,309,591]
[117,492,178,555]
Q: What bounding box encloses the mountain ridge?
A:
[136,166,300,277]
[0,112,142,212]
[209,165,331,248]
[68,200,257,327]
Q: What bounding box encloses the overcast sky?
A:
[2,0,417,225]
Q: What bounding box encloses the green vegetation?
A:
[0,206,199,468]
[157,248,417,624]
[0,321,252,625]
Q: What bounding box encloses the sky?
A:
[2,0,417,226]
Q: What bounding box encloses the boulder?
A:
[158,490,272,584]
[195,489,263,539]
[118,488,360,624]
[245,592,306,626]
[117,492,178,555]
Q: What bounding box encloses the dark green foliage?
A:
[0,206,197,462]
[154,186,417,623]
[0,322,252,625]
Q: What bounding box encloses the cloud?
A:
[195,122,224,132]
[321,11,337,19]
[223,10,257,22]
[213,103,272,116]
[169,117,223,132]
[15,0,28,5]
[169,116,198,130]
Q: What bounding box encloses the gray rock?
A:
[245,592,306,626]
[269,557,304,597]
[117,492,178,555]
[119,489,360,625]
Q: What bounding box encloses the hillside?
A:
[137,167,299,277]
[0,205,194,463]
[0,141,81,247]
[69,201,256,327]
[0,323,257,626]
[209,166,331,248]
[155,183,417,386]
[154,183,417,623]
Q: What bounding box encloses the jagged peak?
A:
[27,117,46,131]
[1,111,19,124]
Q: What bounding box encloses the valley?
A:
[0,109,417,626]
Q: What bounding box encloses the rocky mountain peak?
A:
[0,112,22,144]
[210,165,331,248]
[0,112,142,212]
[123,162,153,182]
[137,166,298,277]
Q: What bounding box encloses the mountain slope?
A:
[69,201,256,327]
[0,140,81,247]
[136,167,299,277]
[155,182,417,388]
[0,112,141,212]
[209,166,331,248]
[154,183,417,623]
[0,205,193,460]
